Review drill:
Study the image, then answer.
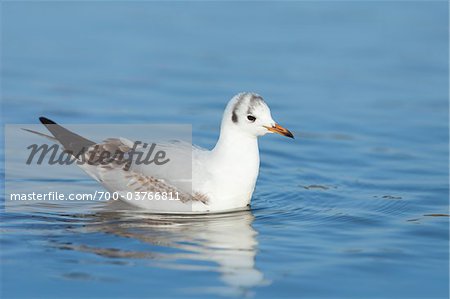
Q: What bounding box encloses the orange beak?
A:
[264,123,294,138]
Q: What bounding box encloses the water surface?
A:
[1,2,449,298]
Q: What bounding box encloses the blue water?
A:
[1,2,449,298]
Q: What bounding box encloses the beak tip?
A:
[266,124,295,139]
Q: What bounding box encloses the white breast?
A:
[192,134,260,212]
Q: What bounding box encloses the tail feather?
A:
[21,128,57,141]
[38,117,96,157]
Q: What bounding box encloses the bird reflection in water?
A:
[54,202,269,297]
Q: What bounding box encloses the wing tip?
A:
[39,116,56,125]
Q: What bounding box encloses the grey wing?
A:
[32,117,209,211]
[80,138,209,211]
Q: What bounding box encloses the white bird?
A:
[27,92,294,213]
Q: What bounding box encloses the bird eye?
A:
[247,115,256,122]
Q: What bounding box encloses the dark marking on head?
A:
[246,94,264,115]
[231,93,265,124]
[232,111,238,123]
[231,94,246,123]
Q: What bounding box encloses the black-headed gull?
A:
[28,92,294,213]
